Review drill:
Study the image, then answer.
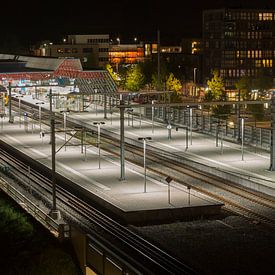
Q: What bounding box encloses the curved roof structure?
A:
[0,54,117,94]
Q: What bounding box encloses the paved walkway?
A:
[2,92,275,221]
[7,94,275,187]
[0,95,222,221]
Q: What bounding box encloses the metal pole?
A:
[189,108,193,145]
[84,130,87,161]
[221,127,224,154]
[216,123,219,147]
[144,139,147,193]
[8,82,12,123]
[18,97,21,127]
[39,105,41,131]
[157,30,160,91]
[49,89,53,145]
[51,117,56,210]
[185,126,189,151]
[168,181,171,204]
[81,128,84,154]
[193,68,197,85]
[152,100,154,133]
[237,89,241,142]
[104,93,107,119]
[64,112,66,151]
[270,92,275,170]
[120,97,125,180]
[98,124,101,169]
[139,107,142,128]
[241,118,244,161]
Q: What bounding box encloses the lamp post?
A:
[60,110,70,151]
[187,106,193,145]
[167,109,173,140]
[240,117,248,161]
[16,95,24,127]
[8,82,12,123]
[241,117,244,161]
[36,102,45,132]
[127,108,133,127]
[93,122,105,169]
[49,96,60,220]
[151,100,155,133]
[193,68,198,85]
[176,126,189,151]
[138,137,152,193]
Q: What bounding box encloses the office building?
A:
[203,8,275,88]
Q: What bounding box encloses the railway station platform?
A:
[2,93,275,223]
[0,100,223,224]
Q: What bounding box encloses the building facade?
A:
[203,9,275,88]
[37,34,110,69]
[109,43,145,71]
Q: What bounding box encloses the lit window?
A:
[263,13,273,20]
[255,60,261,67]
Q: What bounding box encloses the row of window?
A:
[56,48,109,54]
[221,68,272,78]
[87,38,109,44]
[222,59,273,68]
[225,50,274,59]
[225,12,274,21]
[224,31,273,39]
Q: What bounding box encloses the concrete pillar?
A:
[270,93,275,170]
[120,96,125,180]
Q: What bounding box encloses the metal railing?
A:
[0,177,69,239]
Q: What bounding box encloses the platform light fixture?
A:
[138,137,152,193]
[93,122,105,169]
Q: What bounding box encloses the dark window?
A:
[83,48,93,53]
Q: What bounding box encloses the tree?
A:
[106,64,120,85]
[125,65,145,91]
[235,76,252,100]
[248,104,265,121]
[166,73,182,94]
[206,70,231,119]
[235,75,266,121]
[165,73,182,103]
[252,69,273,98]
[207,69,224,100]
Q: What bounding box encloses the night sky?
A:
[2,0,275,46]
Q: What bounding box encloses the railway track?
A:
[102,138,275,227]
[0,147,197,275]
[11,98,275,227]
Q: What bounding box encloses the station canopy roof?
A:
[0,54,117,94]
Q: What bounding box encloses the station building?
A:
[0,54,117,108]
